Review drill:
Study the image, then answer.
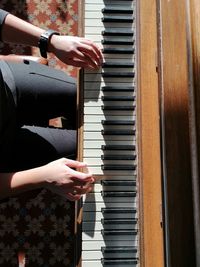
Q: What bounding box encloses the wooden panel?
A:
[138,0,164,266]
[158,0,196,266]
[187,0,200,265]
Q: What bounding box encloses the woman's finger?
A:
[66,193,82,201]
[65,165,93,181]
[71,177,94,186]
[78,43,101,66]
[64,158,87,168]
[79,38,104,63]
[64,56,100,69]
[71,185,93,195]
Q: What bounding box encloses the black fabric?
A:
[0,66,16,147]
[0,60,77,172]
[1,126,76,172]
[6,60,77,127]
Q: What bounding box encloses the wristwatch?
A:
[38,29,60,58]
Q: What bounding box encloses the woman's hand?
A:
[49,35,103,69]
[42,158,94,201]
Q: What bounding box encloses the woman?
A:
[0,9,103,201]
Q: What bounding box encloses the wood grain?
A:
[138,1,164,266]
[158,0,196,266]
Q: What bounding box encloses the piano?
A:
[75,0,199,267]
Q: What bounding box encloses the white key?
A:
[84,124,135,132]
[84,74,135,82]
[86,0,134,3]
[83,132,135,141]
[84,100,135,107]
[82,260,138,267]
[84,81,136,87]
[82,231,138,241]
[84,92,135,100]
[83,221,138,231]
[82,167,136,176]
[85,0,134,5]
[83,149,136,157]
[89,183,137,193]
[83,157,135,166]
[84,106,136,116]
[85,3,106,10]
[83,201,137,211]
[82,249,138,260]
[82,240,137,251]
[84,114,136,122]
[83,192,137,203]
[83,211,137,221]
[83,140,136,148]
[85,18,134,28]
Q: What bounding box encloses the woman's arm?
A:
[0,167,46,199]
[1,13,45,48]
[0,158,94,201]
[0,11,97,200]
[1,12,103,69]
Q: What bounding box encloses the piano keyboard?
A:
[80,0,138,266]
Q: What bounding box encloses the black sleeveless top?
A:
[0,9,9,40]
[0,9,16,147]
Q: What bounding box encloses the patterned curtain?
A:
[0,1,79,266]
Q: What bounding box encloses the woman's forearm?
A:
[0,158,94,201]
[1,13,44,47]
[0,167,46,199]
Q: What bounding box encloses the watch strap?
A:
[38,29,60,58]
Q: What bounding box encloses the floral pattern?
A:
[0,1,78,266]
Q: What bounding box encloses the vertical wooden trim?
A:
[187,0,200,264]
[75,1,85,267]
[138,0,164,266]
[77,0,85,163]
[158,0,196,266]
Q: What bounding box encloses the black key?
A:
[101,145,136,150]
[102,62,134,68]
[101,155,136,160]
[101,246,138,260]
[102,72,134,78]
[101,180,136,186]
[102,29,134,36]
[102,105,135,110]
[101,218,137,225]
[101,164,136,171]
[101,130,135,135]
[102,96,135,101]
[101,246,137,254]
[103,47,134,54]
[102,165,136,170]
[101,120,135,125]
[102,229,138,236]
[101,86,135,92]
[101,259,138,266]
[101,207,137,214]
[101,191,136,197]
[102,7,134,14]
[102,15,133,23]
[102,163,136,170]
[102,39,134,45]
